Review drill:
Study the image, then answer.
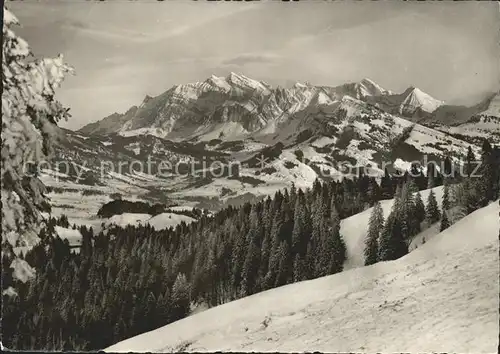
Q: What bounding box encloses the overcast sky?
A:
[8,0,500,130]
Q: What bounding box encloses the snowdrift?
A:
[106,201,499,353]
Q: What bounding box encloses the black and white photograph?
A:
[1,0,499,352]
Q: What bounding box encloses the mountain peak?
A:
[400,86,444,113]
[205,74,231,91]
[359,77,378,86]
[226,71,247,81]
[225,72,270,92]
[356,78,391,97]
[294,82,308,89]
[142,94,153,103]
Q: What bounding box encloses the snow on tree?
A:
[2,8,73,249]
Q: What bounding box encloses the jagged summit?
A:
[204,74,231,91]
[77,73,496,143]
[140,95,153,106]
[357,77,392,97]
[225,72,270,92]
[400,86,444,113]
[294,82,308,89]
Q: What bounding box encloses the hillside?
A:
[106,201,499,353]
[45,113,480,215]
[341,186,444,270]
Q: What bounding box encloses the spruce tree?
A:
[330,228,346,274]
[477,139,495,206]
[399,182,417,240]
[466,146,476,177]
[377,213,408,262]
[241,239,260,296]
[408,179,419,195]
[291,197,306,257]
[425,190,441,225]
[442,183,450,212]
[275,240,291,287]
[380,168,394,200]
[328,205,346,274]
[241,205,262,296]
[2,8,73,252]
[364,201,384,266]
[427,162,436,189]
[440,210,450,232]
[292,253,305,282]
[366,178,380,207]
[443,156,453,181]
[414,191,426,226]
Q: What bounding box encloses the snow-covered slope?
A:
[341,186,444,270]
[478,91,500,117]
[47,125,479,213]
[106,201,499,353]
[426,91,500,144]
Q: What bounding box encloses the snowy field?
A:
[105,212,195,230]
[106,201,499,353]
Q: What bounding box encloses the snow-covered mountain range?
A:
[78,73,499,144]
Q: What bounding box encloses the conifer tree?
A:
[2,8,73,251]
[440,210,450,232]
[380,168,393,200]
[442,182,450,212]
[292,253,305,282]
[275,240,291,287]
[291,197,306,257]
[170,273,190,320]
[466,146,476,177]
[414,191,426,226]
[263,209,284,289]
[477,139,495,206]
[427,162,436,189]
[399,182,417,240]
[330,225,347,274]
[241,239,260,296]
[408,179,419,195]
[364,201,384,265]
[443,156,453,181]
[425,189,441,225]
[377,213,408,262]
[410,163,427,190]
[241,205,262,296]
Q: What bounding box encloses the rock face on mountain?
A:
[80,73,493,143]
[366,86,444,120]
